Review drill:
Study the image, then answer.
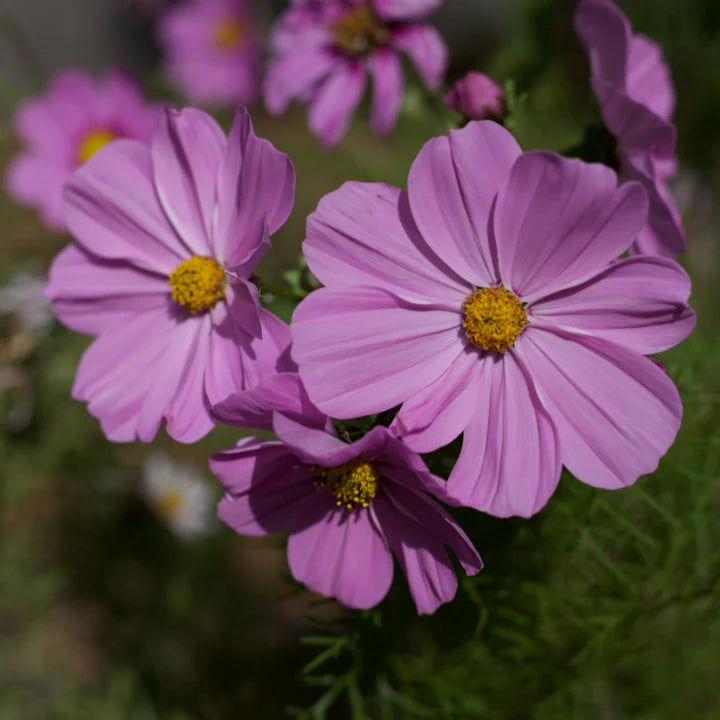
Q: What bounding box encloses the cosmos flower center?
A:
[168,256,226,314]
[462,287,528,353]
[331,3,389,56]
[77,128,117,164]
[156,489,184,518]
[212,17,246,51]
[312,458,379,510]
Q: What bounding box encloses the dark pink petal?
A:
[291,286,463,418]
[517,326,682,490]
[446,350,561,518]
[64,140,187,274]
[391,347,485,453]
[495,152,648,301]
[368,48,404,136]
[287,508,394,610]
[225,280,262,338]
[304,182,470,304]
[213,107,295,263]
[373,0,442,21]
[407,121,521,287]
[308,59,366,148]
[151,107,225,256]
[390,23,447,90]
[530,255,695,355]
[627,34,675,121]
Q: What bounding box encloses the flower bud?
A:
[444,72,504,120]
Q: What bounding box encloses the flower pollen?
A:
[313,458,379,510]
[331,3,389,56]
[463,286,527,353]
[77,128,117,164]
[169,256,226,314]
[212,17,246,50]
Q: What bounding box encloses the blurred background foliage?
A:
[1,0,719,718]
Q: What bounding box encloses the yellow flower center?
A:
[462,287,528,353]
[331,3,389,56]
[212,17,246,50]
[313,458,379,510]
[168,256,226,314]
[156,489,184,518]
[77,129,117,164]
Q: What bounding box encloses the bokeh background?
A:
[1,0,718,717]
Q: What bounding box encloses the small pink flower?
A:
[265,0,447,147]
[211,374,482,614]
[159,0,261,106]
[45,107,296,443]
[575,0,684,256]
[444,71,504,120]
[5,68,159,231]
[291,121,696,518]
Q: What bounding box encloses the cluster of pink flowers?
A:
[6,0,696,613]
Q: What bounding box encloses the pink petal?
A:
[446,350,561,518]
[390,23,447,90]
[13,96,67,157]
[368,48,403,136]
[407,121,522,287]
[151,107,225,256]
[495,152,648,301]
[304,181,470,304]
[530,255,695,355]
[225,280,262,339]
[291,286,463,418]
[627,34,675,121]
[373,0,442,21]
[287,508,394,610]
[64,140,187,274]
[516,326,683,490]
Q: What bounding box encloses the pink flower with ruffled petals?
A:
[444,71,504,120]
[265,0,447,147]
[5,68,159,231]
[45,106,295,444]
[159,0,261,106]
[211,373,482,614]
[291,121,696,518]
[575,0,684,256]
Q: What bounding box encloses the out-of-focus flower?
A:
[291,121,696,518]
[159,0,261,106]
[0,366,35,433]
[265,0,447,147]
[211,374,482,614]
[5,69,159,231]
[143,452,214,538]
[0,273,54,334]
[444,71,504,120]
[45,106,295,443]
[575,0,684,256]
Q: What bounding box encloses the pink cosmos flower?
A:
[264,0,448,147]
[575,0,684,256]
[159,0,261,107]
[444,71,504,121]
[291,121,696,518]
[211,373,482,613]
[45,106,296,443]
[5,68,159,231]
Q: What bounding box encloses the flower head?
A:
[5,68,159,231]
[291,121,695,518]
[575,0,684,256]
[264,0,447,146]
[159,0,261,106]
[444,71,504,121]
[45,106,296,443]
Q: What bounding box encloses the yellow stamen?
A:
[168,256,226,314]
[462,287,528,353]
[312,458,379,510]
[330,3,389,56]
[156,489,184,518]
[77,129,117,164]
[212,17,246,50]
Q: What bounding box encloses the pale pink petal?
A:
[13,97,67,158]
[5,155,68,230]
[516,326,683,490]
[291,286,463,418]
[373,0,442,21]
[446,350,561,518]
[407,121,522,287]
[368,48,403,136]
[495,152,648,301]
[390,23,447,90]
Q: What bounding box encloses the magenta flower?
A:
[5,68,158,231]
[211,375,482,614]
[265,0,447,147]
[575,0,684,256]
[444,71,504,120]
[291,121,696,518]
[45,106,296,443]
[159,0,261,106]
